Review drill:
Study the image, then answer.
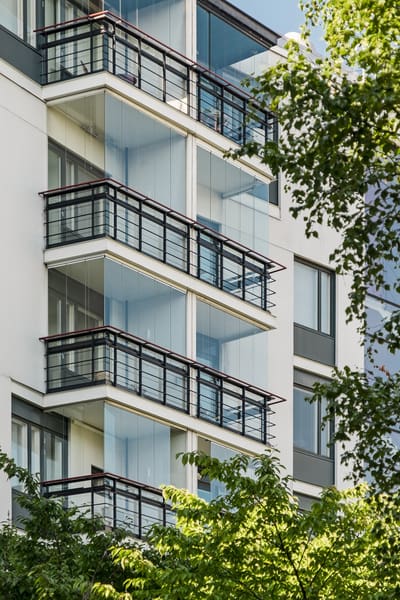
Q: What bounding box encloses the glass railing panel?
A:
[115,349,139,393]
[165,217,188,271]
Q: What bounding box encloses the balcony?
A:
[41,472,174,538]
[42,326,284,444]
[37,11,277,147]
[42,180,284,311]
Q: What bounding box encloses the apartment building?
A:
[0,0,362,531]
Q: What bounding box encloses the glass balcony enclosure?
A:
[48,93,186,213]
[48,258,186,353]
[39,13,276,147]
[197,147,271,255]
[197,4,277,87]
[46,95,283,311]
[43,180,283,311]
[40,400,182,535]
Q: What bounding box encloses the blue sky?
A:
[229,1,325,53]
[229,0,305,36]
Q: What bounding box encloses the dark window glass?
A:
[196,6,269,88]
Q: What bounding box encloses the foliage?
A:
[0,451,132,600]
[93,452,400,599]
[231,0,400,490]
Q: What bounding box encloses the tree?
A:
[0,451,132,600]
[231,0,400,491]
[92,451,400,600]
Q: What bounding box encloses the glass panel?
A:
[43,432,63,480]
[197,6,272,87]
[0,0,23,39]
[12,418,28,472]
[44,0,102,26]
[320,271,332,334]
[105,94,186,212]
[30,426,41,477]
[104,259,186,353]
[104,404,185,488]
[48,260,104,335]
[197,148,269,254]
[293,387,318,454]
[48,258,186,353]
[197,300,268,388]
[104,0,186,53]
[48,147,62,189]
[320,397,331,457]
[294,262,318,330]
[197,438,256,501]
[365,295,400,374]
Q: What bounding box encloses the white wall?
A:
[0,377,12,522]
[0,70,47,392]
[69,420,104,477]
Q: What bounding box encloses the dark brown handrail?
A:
[41,178,285,273]
[41,325,285,404]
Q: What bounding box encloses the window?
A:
[293,386,332,458]
[294,260,334,336]
[293,370,334,487]
[0,0,36,45]
[294,260,335,365]
[11,398,68,489]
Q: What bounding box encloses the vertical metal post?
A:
[138,487,142,538]
[113,478,117,529]
[162,52,167,103]
[263,398,267,444]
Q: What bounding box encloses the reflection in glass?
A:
[197,6,272,87]
[12,419,28,471]
[0,0,35,44]
[104,0,185,52]
[320,271,331,334]
[294,387,331,458]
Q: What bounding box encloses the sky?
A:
[229,0,305,37]
[228,0,325,53]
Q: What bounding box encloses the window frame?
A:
[293,370,334,461]
[12,397,68,484]
[294,258,335,337]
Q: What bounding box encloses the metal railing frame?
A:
[41,471,174,538]
[37,11,278,146]
[42,326,285,444]
[42,179,285,311]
